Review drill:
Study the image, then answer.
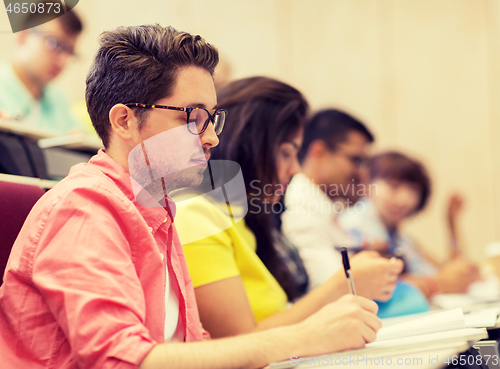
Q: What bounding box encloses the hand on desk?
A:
[436,257,480,294]
[361,238,389,254]
[350,251,404,302]
[298,294,381,353]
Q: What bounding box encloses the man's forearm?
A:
[140,324,304,369]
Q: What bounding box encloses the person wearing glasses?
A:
[0,25,382,369]
[281,109,403,294]
[173,79,401,339]
[0,2,83,134]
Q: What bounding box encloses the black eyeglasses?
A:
[124,103,227,136]
[45,36,76,56]
[335,151,367,168]
[31,30,76,56]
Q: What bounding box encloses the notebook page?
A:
[265,328,487,369]
[376,308,464,341]
[369,327,486,349]
[464,307,500,328]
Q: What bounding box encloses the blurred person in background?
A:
[281,110,421,318]
[0,2,84,134]
[282,109,387,292]
[339,151,481,298]
[213,57,232,91]
[174,78,402,339]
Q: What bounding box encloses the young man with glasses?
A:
[282,109,404,293]
[0,3,83,134]
[0,26,381,368]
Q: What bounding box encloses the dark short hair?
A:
[214,76,309,301]
[299,109,374,162]
[22,1,83,34]
[370,151,431,213]
[85,25,219,147]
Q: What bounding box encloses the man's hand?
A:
[447,193,465,257]
[361,239,389,254]
[297,295,382,354]
[436,257,480,293]
[447,194,464,228]
[350,251,404,301]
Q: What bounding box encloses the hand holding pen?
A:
[339,248,404,301]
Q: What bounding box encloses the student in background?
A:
[282,111,430,318]
[0,25,382,368]
[174,78,402,339]
[339,151,481,297]
[281,109,398,292]
[0,3,83,134]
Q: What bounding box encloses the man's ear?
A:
[308,140,330,159]
[109,104,137,141]
[16,30,29,45]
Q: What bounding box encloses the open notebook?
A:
[381,307,500,330]
[267,308,488,369]
[375,307,464,342]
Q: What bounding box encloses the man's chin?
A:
[174,169,206,190]
[188,172,205,187]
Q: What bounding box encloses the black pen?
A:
[340,247,357,295]
[334,245,364,253]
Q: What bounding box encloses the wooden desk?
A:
[0,119,58,141]
[0,173,58,189]
[38,134,102,152]
[0,119,102,151]
[0,119,102,178]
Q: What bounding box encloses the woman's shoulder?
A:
[173,192,239,245]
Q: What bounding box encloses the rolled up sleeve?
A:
[32,186,156,368]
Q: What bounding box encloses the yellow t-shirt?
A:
[174,195,288,323]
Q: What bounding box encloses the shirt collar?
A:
[77,149,176,231]
[292,172,337,205]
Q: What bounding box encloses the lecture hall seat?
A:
[0,180,45,285]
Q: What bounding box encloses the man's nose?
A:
[200,123,219,148]
[290,157,301,176]
[56,52,72,68]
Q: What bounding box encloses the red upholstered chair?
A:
[0,181,45,285]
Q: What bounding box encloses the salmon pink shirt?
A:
[0,150,208,369]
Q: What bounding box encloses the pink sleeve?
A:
[31,187,156,368]
[202,328,211,340]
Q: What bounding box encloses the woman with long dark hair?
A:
[174,77,400,338]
